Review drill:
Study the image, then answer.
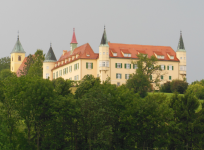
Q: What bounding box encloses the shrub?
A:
[170,79,188,94]
[160,81,171,93]
[186,83,204,99]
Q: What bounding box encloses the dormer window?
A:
[76,54,79,58]
[124,53,131,57]
[69,58,71,61]
[61,61,64,65]
[55,64,57,67]
[87,54,90,57]
[72,56,75,60]
[113,53,117,56]
[157,55,164,59]
[170,56,174,59]
[65,59,67,63]
[58,62,60,66]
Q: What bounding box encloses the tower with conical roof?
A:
[10,34,26,73]
[43,43,57,80]
[70,28,78,54]
[98,26,110,82]
[176,31,187,80]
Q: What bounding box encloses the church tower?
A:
[99,26,110,82]
[10,34,26,73]
[43,43,57,80]
[176,31,187,80]
[70,28,78,54]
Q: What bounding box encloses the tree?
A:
[126,53,161,97]
[75,75,100,99]
[0,69,16,80]
[168,93,200,150]
[27,49,45,78]
[170,79,188,94]
[20,54,34,76]
[185,83,204,99]
[0,56,10,72]
[52,77,72,96]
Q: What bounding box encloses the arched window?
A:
[12,57,13,61]
[18,56,21,61]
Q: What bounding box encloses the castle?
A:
[10,27,186,87]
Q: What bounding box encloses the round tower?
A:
[176,31,186,80]
[98,26,110,82]
[10,34,26,73]
[43,43,57,80]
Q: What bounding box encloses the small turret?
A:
[43,43,57,80]
[10,33,26,72]
[70,28,78,54]
[98,26,110,82]
[176,31,187,80]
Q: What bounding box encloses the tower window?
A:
[46,66,49,69]
[12,57,13,61]
[180,57,182,60]
[46,73,49,79]
[18,56,21,61]
[103,52,105,55]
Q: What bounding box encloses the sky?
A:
[0,0,203,83]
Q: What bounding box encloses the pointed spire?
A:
[44,43,57,62]
[71,28,77,44]
[11,32,25,54]
[177,31,186,52]
[100,26,108,46]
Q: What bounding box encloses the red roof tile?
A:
[108,42,179,61]
[16,57,28,77]
[52,43,98,70]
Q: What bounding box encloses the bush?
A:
[186,83,204,99]
[170,79,188,94]
[160,81,171,93]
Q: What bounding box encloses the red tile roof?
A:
[108,42,179,61]
[16,57,27,77]
[52,43,98,70]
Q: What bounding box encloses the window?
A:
[128,54,131,57]
[46,66,49,69]
[160,65,165,70]
[99,61,109,67]
[69,77,72,80]
[86,54,90,57]
[124,54,128,57]
[63,68,65,75]
[102,62,105,67]
[184,57,186,60]
[100,52,101,55]
[18,56,21,61]
[117,82,120,86]
[74,63,79,70]
[115,63,122,68]
[56,71,58,78]
[125,74,130,79]
[125,63,131,69]
[53,73,55,79]
[116,73,122,79]
[103,52,105,55]
[161,75,163,80]
[169,76,172,80]
[113,53,117,56]
[157,55,164,59]
[133,64,138,69]
[46,73,49,79]
[167,65,173,70]
[180,65,186,71]
[107,52,108,55]
[12,57,13,61]
[74,75,79,81]
[66,67,68,74]
[69,66,72,72]
[106,61,109,67]
[180,57,182,60]
[170,56,174,59]
[12,67,13,71]
[86,62,93,69]
[59,70,62,76]
[97,74,99,77]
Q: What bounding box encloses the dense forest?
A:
[0,52,204,150]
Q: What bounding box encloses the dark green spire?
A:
[177,31,186,52]
[100,26,108,46]
[11,35,26,53]
[44,43,57,62]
